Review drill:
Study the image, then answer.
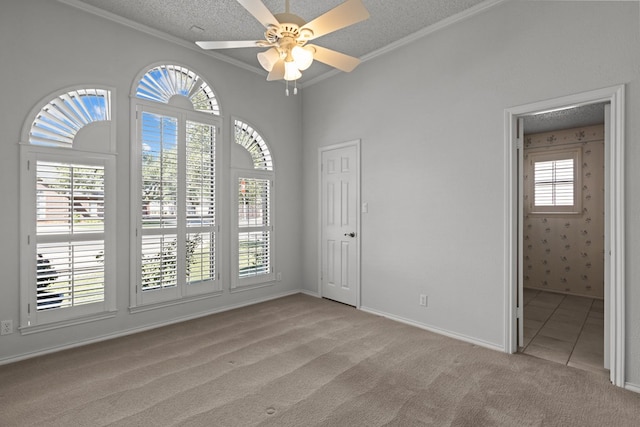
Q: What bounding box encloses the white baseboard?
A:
[359,305,504,353]
[625,382,640,394]
[300,289,320,298]
[0,289,301,366]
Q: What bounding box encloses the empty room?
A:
[1,0,640,425]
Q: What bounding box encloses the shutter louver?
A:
[534,158,574,207]
[141,234,178,290]
[30,89,110,148]
[185,120,216,284]
[35,161,106,311]
[140,112,179,291]
[141,113,178,229]
[135,65,219,115]
[238,178,271,279]
[138,113,218,295]
[186,121,215,228]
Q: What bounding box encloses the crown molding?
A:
[303,0,509,87]
[58,0,508,88]
[56,0,266,77]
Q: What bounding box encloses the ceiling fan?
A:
[196,0,370,86]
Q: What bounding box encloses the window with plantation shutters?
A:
[133,64,220,307]
[232,120,275,289]
[238,177,271,279]
[20,87,116,330]
[36,161,106,309]
[527,147,581,214]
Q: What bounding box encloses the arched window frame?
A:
[130,63,222,309]
[133,63,220,116]
[19,85,117,332]
[231,118,276,290]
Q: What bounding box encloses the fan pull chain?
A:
[285,80,299,96]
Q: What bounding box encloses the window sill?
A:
[129,290,224,314]
[20,310,118,335]
[230,281,275,294]
[527,210,582,216]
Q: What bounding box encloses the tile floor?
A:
[521,288,606,375]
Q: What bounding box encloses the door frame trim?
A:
[317,139,361,308]
[504,85,625,387]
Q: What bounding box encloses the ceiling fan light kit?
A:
[257,47,280,72]
[196,0,370,94]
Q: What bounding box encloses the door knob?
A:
[344,232,356,237]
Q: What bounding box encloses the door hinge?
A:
[27,160,31,170]
[517,306,523,319]
[28,303,31,314]
[516,138,523,150]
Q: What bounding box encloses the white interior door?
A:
[320,143,359,306]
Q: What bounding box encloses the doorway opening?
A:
[519,105,607,374]
[505,85,625,387]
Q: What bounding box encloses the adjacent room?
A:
[519,104,607,373]
[1,0,639,425]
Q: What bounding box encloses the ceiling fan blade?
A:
[307,45,361,72]
[301,0,369,41]
[267,59,285,81]
[237,0,279,29]
[196,40,262,49]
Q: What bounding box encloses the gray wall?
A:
[0,0,303,361]
[301,1,640,385]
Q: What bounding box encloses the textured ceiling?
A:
[523,103,607,135]
[67,0,493,82]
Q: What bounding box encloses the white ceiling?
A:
[64,0,496,83]
[523,103,607,135]
[59,0,606,131]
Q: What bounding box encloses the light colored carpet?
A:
[0,294,638,426]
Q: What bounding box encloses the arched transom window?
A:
[135,64,219,115]
[29,88,111,148]
[234,120,273,170]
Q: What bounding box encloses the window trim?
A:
[132,63,220,115]
[130,100,221,308]
[526,147,582,215]
[21,84,116,154]
[230,169,276,290]
[19,85,117,332]
[19,145,117,331]
[230,118,276,290]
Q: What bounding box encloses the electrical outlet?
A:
[277,272,282,282]
[1,320,13,335]
[419,295,428,307]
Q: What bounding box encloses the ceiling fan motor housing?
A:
[271,13,313,44]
